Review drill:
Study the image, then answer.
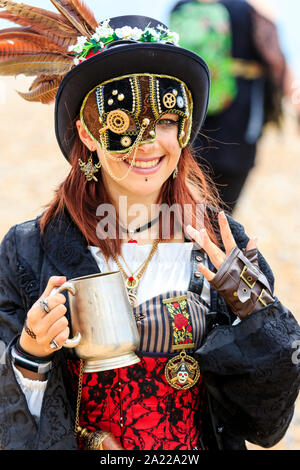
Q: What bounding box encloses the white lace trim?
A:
[13,364,47,422]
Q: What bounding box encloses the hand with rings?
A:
[19,276,69,358]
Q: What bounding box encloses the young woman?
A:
[0,2,299,451]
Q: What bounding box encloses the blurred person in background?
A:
[170,0,299,212]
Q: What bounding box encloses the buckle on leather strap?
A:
[258,289,267,307]
[240,265,257,289]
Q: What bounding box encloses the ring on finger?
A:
[39,297,51,314]
[50,339,59,350]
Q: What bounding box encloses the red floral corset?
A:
[66,290,209,450]
[67,356,206,450]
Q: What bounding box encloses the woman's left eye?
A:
[157,118,178,126]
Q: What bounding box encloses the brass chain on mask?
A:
[99,118,150,182]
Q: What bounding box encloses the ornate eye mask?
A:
[80,73,193,153]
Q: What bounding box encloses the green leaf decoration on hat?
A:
[68,20,180,64]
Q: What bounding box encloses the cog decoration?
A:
[162,92,177,109]
[121,136,132,148]
[106,110,130,134]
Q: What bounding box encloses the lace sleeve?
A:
[196,300,300,447]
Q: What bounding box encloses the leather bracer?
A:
[210,246,275,319]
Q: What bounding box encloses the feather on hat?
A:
[0,0,98,102]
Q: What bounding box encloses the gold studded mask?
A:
[80,73,193,153]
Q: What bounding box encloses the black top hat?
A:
[55,15,210,161]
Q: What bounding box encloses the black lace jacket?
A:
[0,212,299,450]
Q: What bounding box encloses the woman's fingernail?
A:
[186,225,195,234]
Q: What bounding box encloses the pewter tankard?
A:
[52,271,140,372]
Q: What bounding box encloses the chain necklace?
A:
[111,239,160,307]
[119,215,160,243]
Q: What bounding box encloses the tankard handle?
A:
[50,281,82,349]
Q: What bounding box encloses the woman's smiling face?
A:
[77,113,182,200]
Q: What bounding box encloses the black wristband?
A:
[16,338,54,363]
[11,344,53,375]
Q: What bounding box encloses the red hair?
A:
[39,133,222,258]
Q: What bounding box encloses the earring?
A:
[79,153,102,182]
[173,166,179,179]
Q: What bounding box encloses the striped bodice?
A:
[134,290,209,354]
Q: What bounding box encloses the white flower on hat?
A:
[69,19,181,63]
[144,27,160,41]
[68,35,88,53]
[115,26,134,39]
[131,27,143,40]
[94,21,114,39]
[91,32,100,41]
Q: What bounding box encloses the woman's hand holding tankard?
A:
[186,211,274,319]
[19,276,70,359]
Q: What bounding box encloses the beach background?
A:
[0,0,299,450]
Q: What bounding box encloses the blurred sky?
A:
[0,0,299,77]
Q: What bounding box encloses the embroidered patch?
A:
[163,295,193,348]
[163,295,200,390]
